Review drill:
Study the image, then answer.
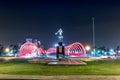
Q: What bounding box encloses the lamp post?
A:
[92,17,95,49]
[92,17,96,56]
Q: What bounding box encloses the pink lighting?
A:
[46,42,87,57]
[19,42,44,58]
[65,42,87,57]
[19,42,87,58]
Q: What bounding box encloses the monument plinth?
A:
[56,42,65,60]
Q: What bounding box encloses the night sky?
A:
[0,0,120,48]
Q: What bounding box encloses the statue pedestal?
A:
[56,42,65,60]
[48,58,87,66]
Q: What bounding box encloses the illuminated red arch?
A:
[46,48,56,57]
[38,48,45,54]
[19,42,44,58]
[46,42,87,57]
[66,42,86,57]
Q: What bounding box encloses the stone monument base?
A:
[48,58,87,66]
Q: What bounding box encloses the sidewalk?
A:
[0,74,120,80]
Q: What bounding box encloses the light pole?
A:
[92,17,96,56]
[92,17,95,49]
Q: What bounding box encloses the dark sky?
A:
[0,0,120,48]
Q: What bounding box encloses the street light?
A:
[118,50,120,54]
[85,45,91,51]
[92,17,95,49]
[5,47,10,53]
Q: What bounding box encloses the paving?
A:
[48,58,87,66]
[0,74,120,80]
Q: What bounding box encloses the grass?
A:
[0,58,120,75]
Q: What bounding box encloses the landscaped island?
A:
[0,58,120,75]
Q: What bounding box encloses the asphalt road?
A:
[0,74,120,80]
